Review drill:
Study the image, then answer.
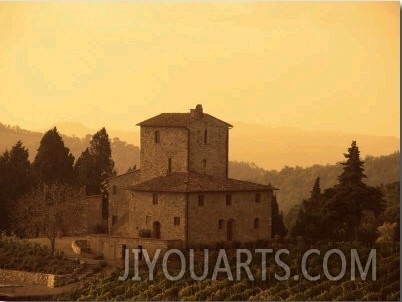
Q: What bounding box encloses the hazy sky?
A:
[0,2,399,137]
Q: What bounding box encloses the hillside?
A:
[36,121,400,170]
[229,151,400,213]
[229,122,399,170]
[1,122,399,214]
[0,123,139,175]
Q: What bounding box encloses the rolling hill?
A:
[1,122,399,214]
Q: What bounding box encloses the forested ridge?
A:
[229,151,400,213]
[1,122,399,214]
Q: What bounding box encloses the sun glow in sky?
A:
[0,2,399,137]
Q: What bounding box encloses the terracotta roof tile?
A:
[126,172,278,193]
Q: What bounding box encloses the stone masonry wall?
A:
[187,191,272,247]
[188,116,229,178]
[0,269,49,286]
[108,171,142,236]
[128,192,186,241]
[62,195,103,236]
[140,127,188,182]
[89,234,183,260]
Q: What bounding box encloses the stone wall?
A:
[108,170,142,236]
[89,234,184,260]
[85,195,104,233]
[128,191,186,241]
[0,269,71,288]
[140,126,188,181]
[188,116,229,178]
[62,195,104,236]
[187,191,272,247]
[0,269,48,286]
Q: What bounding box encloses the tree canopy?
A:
[75,127,115,195]
[271,195,287,239]
[32,127,76,184]
[291,141,386,242]
[12,183,85,254]
[0,141,32,231]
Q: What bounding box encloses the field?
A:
[58,243,399,301]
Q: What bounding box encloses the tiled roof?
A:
[137,113,232,128]
[126,172,278,193]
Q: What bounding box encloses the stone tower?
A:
[137,104,233,181]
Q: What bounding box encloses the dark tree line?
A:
[290,141,388,243]
[0,127,115,234]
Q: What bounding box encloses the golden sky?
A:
[0,2,399,137]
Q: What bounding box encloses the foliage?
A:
[376,222,398,244]
[32,127,76,184]
[58,243,400,301]
[229,151,399,214]
[0,234,79,274]
[12,183,85,254]
[0,141,33,231]
[271,195,287,238]
[290,141,386,242]
[75,127,115,196]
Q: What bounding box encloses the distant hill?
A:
[229,151,400,213]
[0,123,139,175]
[1,122,399,213]
[229,121,400,170]
[36,122,140,147]
[37,121,400,170]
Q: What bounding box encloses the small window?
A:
[155,131,160,143]
[112,185,117,194]
[174,217,180,226]
[202,159,207,168]
[218,219,224,229]
[153,193,158,205]
[204,129,208,144]
[112,215,118,225]
[255,193,261,203]
[254,218,260,229]
[168,158,172,174]
[198,195,204,207]
[226,194,232,206]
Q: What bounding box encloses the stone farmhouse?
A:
[89,105,277,260]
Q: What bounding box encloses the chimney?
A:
[190,104,203,118]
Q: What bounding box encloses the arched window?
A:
[218,219,225,229]
[204,129,208,144]
[254,218,260,229]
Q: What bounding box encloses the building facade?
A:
[94,104,277,259]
